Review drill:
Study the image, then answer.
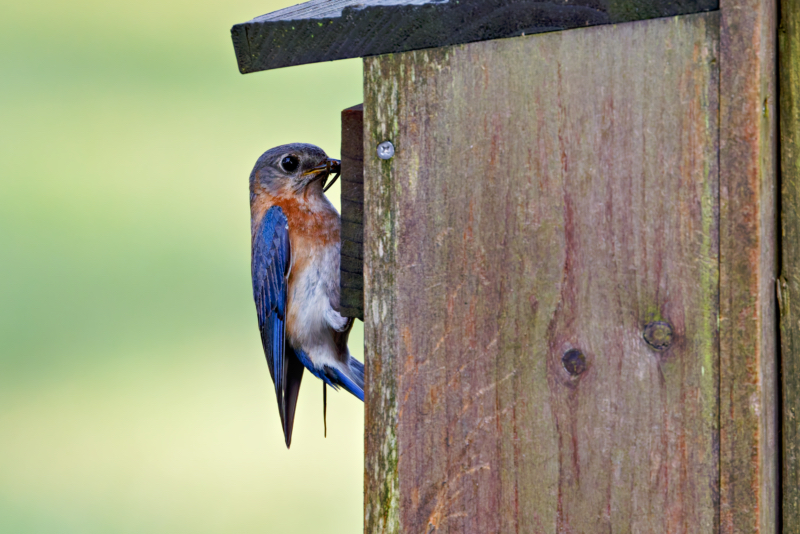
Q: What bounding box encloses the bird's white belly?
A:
[286,244,347,368]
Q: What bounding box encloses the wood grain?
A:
[230,0,718,73]
[364,101,400,533]
[340,104,364,320]
[779,0,800,529]
[718,0,778,531]
[364,12,720,533]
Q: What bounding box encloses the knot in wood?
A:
[643,321,673,351]
[562,349,587,376]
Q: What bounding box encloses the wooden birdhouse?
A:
[231,0,800,530]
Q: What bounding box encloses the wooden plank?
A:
[779,0,800,529]
[364,12,720,532]
[718,0,778,531]
[340,103,364,320]
[230,0,718,73]
[364,103,400,533]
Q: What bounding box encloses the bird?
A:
[249,143,364,448]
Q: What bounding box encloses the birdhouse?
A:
[231,0,800,530]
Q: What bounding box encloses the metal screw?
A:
[377,141,395,160]
[562,349,587,376]
[643,321,673,351]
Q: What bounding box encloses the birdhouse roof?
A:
[231,0,717,73]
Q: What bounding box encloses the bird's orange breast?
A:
[251,188,340,278]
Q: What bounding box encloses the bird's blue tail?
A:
[325,357,364,401]
[294,349,365,402]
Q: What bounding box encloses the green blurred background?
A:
[0,0,364,532]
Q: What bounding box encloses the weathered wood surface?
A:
[363,111,400,533]
[364,13,720,533]
[718,0,778,531]
[230,0,718,73]
[340,104,364,320]
[779,0,800,529]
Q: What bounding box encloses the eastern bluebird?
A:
[250,143,364,448]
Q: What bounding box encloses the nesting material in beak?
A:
[303,158,341,192]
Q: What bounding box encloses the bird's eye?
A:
[280,155,300,173]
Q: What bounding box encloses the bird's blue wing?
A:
[252,206,304,446]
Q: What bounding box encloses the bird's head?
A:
[249,143,340,199]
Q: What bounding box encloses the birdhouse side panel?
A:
[340,104,364,320]
[779,0,800,527]
[364,12,721,533]
[718,0,778,531]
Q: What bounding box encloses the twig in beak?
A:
[303,158,341,192]
[321,159,341,192]
[322,170,341,192]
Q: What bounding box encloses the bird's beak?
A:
[302,158,341,192]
